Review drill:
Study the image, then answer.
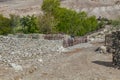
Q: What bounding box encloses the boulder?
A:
[95,46,107,54]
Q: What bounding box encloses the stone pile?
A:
[63,36,88,48]
[0,36,65,70]
[105,34,113,53]
[105,31,120,68]
[111,31,120,68]
[44,34,64,40]
[8,34,44,39]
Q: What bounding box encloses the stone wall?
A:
[8,34,65,40]
[105,31,120,68]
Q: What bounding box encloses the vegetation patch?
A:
[0,0,118,36]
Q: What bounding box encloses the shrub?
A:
[38,14,58,34]
[20,15,39,33]
[9,14,21,33]
[111,18,120,31]
[42,0,60,14]
[0,14,11,35]
[41,0,99,36]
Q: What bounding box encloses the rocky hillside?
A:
[61,0,120,19]
[0,0,120,19]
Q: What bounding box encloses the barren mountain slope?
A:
[0,0,120,19]
[61,0,115,8]
[61,0,120,19]
[0,0,43,17]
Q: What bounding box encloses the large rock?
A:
[96,46,107,54]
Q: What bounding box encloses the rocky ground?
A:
[0,25,120,80]
[0,36,120,80]
[0,0,120,80]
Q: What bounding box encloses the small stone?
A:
[11,52,15,55]
[95,46,107,54]
[9,63,23,71]
[38,58,43,63]
[90,38,95,41]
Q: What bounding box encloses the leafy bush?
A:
[42,0,60,14]
[42,0,99,36]
[9,14,21,33]
[0,14,11,35]
[38,14,58,34]
[111,18,120,30]
[20,15,39,33]
[0,0,100,35]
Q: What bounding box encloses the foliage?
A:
[52,7,98,35]
[112,18,120,27]
[0,0,102,35]
[42,0,60,14]
[41,0,99,36]
[38,14,58,34]
[111,18,120,30]
[20,15,39,33]
[9,14,21,33]
[0,14,11,35]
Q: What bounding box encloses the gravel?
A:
[0,35,66,69]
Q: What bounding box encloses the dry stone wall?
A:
[105,31,120,68]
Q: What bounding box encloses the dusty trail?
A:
[22,43,120,80]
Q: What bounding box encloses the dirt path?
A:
[22,42,120,80]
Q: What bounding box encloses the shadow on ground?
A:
[92,61,114,67]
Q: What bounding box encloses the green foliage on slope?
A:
[0,0,103,35]
[41,0,99,36]
[0,14,11,35]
